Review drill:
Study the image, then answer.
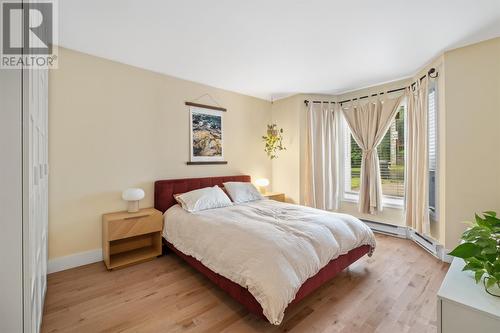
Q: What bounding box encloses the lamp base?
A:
[127,201,139,213]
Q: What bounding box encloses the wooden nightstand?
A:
[102,208,163,270]
[262,192,285,202]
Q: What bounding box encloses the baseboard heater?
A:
[360,219,407,238]
[362,219,449,262]
[408,229,441,257]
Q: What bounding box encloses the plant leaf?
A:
[448,243,482,259]
[475,214,493,230]
[481,246,498,255]
[475,238,496,248]
[483,211,497,217]
[493,260,500,272]
[475,270,485,283]
[467,257,484,265]
[462,261,483,272]
[484,215,500,227]
[484,262,496,275]
[485,276,497,289]
[484,253,497,263]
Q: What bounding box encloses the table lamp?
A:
[122,188,145,213]
[255,178,270,194]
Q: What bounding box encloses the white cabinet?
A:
[437,259,500,333]
[0,37,48,333]
[22,67,49,333]
[0,60,24,333]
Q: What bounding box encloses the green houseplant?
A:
[262,124,285,159]
[448,211,500,297]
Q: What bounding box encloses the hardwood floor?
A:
[42,234,449,333]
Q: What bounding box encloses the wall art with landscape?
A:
[189,106,224,162]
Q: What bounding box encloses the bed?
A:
[154,175,375,325]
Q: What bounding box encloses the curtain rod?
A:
[304,68,438,107]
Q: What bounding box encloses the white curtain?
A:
[341,96,403,214]
[305,102,339,210]
[405,79,430,234]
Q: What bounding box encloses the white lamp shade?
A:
[255,178,270,187]
[122,188,145,201]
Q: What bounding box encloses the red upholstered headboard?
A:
[154,175,251,213]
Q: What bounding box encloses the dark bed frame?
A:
[154,175,371,322]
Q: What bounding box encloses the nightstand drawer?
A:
[264,193,285,202]
[107,213,162,241]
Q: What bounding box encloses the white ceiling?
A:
[59,0,500,100]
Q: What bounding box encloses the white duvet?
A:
[163,199,375,325]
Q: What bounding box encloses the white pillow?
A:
[174,185,232,212]
[223,182,263,203]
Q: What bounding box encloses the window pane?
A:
[350,135,362,192]
[428,87,437,215]
[428,89,437,171]
[349,105,405,197]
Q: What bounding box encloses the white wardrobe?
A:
[24,66,49,333]
[0,46,49,333]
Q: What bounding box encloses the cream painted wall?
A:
[49,48,272,259]
[336,79,411,103]
[443,37,500,249]
[270,95,302,203]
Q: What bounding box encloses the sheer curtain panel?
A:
[305,102,339,210]
[405,79,430,234]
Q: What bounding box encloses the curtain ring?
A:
[428,68,438,79]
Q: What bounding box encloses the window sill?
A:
[342,192,359,204]
[383,196,404,209]
[341,192,404,210]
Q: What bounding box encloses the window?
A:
[342,103,406,206]
[428,84,438,219]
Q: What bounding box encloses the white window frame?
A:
[339,101,407,209]
[428,81,439,222]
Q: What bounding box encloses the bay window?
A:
[342,103,406,207]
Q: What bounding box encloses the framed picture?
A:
[188,104,225,163]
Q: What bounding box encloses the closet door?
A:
[23,66,49,333]
[22,3,50,331]
[0,60,24,333]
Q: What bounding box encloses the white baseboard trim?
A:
[48,248,103,274]
[437,247,454,263]
[47,225,453,273]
